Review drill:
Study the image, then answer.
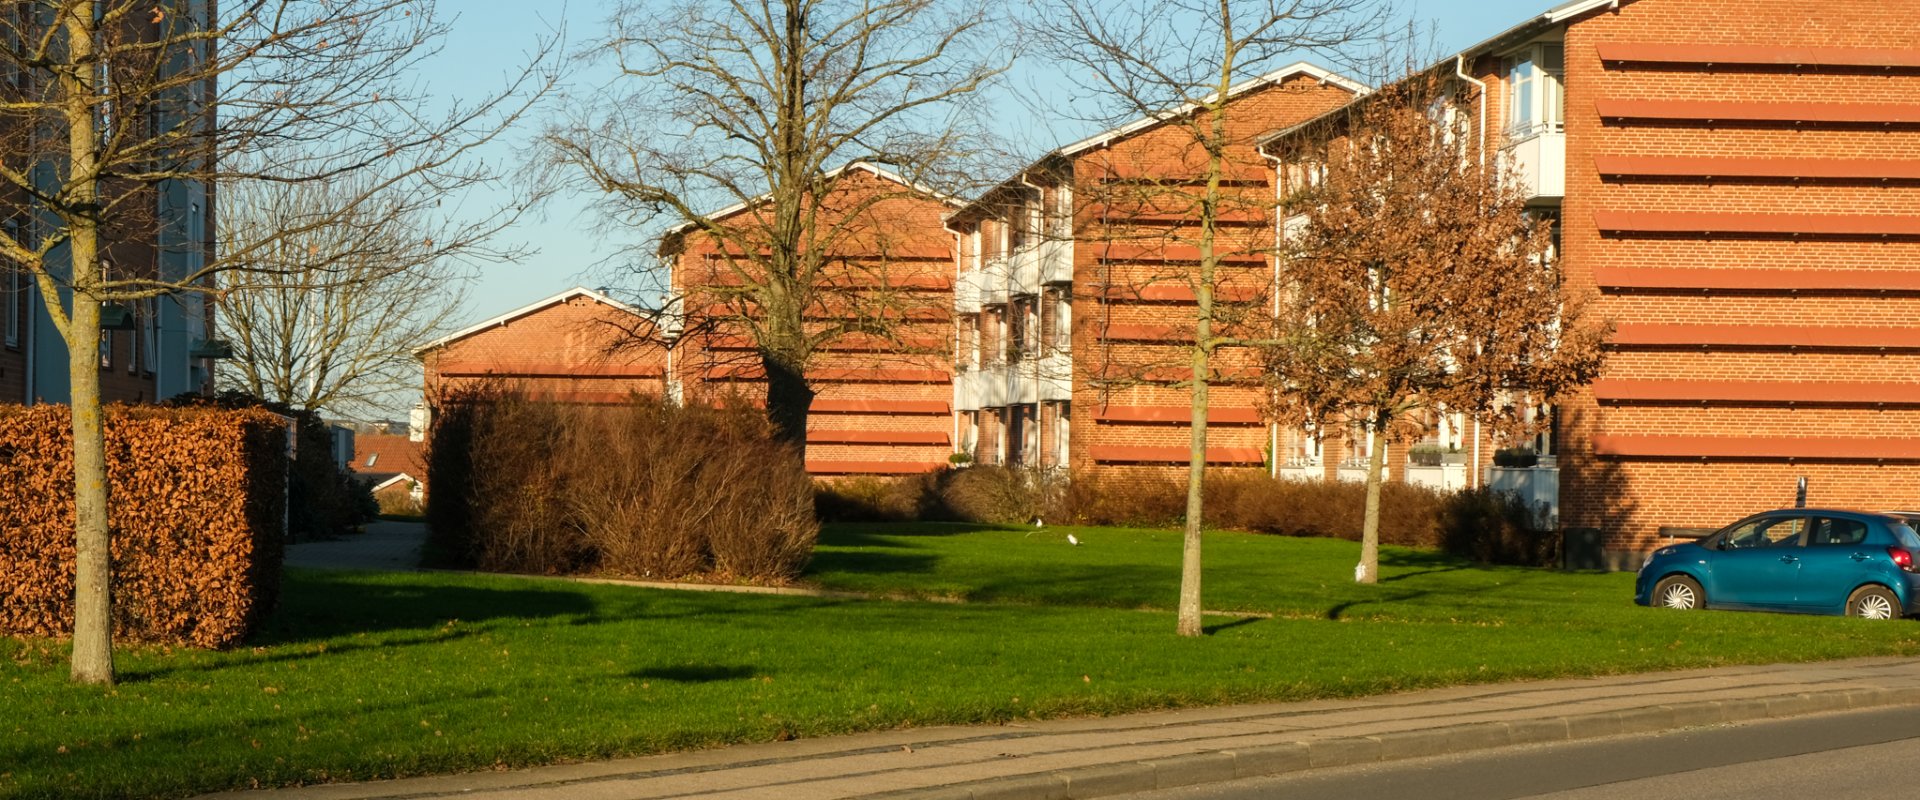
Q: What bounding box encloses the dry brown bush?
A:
[0,404,289,648]
[427,388,817,582]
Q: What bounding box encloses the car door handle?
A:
[1853,553,1871,561]
[1780,555,1799,564]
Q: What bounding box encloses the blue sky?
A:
[427,0,1555,325]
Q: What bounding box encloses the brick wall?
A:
[668,166,957,476]
[421,292,670,403]
[1555,0,1920,558]
[1070,74,1360,478]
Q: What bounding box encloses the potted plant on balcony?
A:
[949,451,974,468]
[1442,444,1467,465]
[1408,443,1445,467]
[1493,447,1539,468]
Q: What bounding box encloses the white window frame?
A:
[1504,42,1565,140]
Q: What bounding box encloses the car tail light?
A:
[1889,547,1918,573]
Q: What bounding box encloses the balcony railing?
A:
[954,269,983,314]
[1505,130,1565,201]
[980,255,1010,305]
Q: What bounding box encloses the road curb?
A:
[859,686,1919,800]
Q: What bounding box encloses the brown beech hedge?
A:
[0,404,290,648]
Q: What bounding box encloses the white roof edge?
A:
[1055,61,1372,158]
[664,161,969,239]
[1544,0,1618,23]
[369,473,417,491]
[412,286,650,357]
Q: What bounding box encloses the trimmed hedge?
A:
[0,404,290,648]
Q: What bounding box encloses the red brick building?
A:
[1261,0,1920,563]
[944,64,1367,483]
[1,3,218,407]
[417,287,675,405]
[663,163,961,477]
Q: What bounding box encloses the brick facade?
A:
[418,288,672,404]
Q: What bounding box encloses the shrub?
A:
[815,474,940,522]
[427,387,817,583]
[940,464,1059,525]
[165,391,369,541]
[1061,469,1187,527]
[0,404,289,648]
[1206,471,1445,548]
[1493,447,1539,468]
[1438,487,1557,566]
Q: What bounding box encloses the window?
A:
[99,330,111,368]
[1721,517,1806,550]
[1051,291,1071,352]
[1504,42,1564,138]
[1810,518,1869,547]
[3,219,19,348]
[141,299,158,373]
[1052,401,1070,466]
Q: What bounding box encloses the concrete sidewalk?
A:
[208,656,1920,800]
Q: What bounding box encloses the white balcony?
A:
[1036,352,1071,401]
[953,367,1003,411]
[1010,246,1040,295]
[980,256,1010,305]
[954,269,983,314]
[1037,237,1072,284]
[1505,130,1565,202]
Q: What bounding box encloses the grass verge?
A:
[7,527,1920,798]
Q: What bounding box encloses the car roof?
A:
[1754,508,1899,521]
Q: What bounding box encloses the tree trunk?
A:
[763,351,814,453]
[1356,410,1389,585]
[1177,341,1209,637]
[67,297,113,685]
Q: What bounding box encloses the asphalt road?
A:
[1119,705,1920,800]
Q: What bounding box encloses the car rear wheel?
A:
[1846,586,1900,620]
[1653,575,1703,610]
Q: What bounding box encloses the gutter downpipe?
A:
[1016,170,1055,474]
[1256,141,1287,479]
[942,217,967,462]
[1455,53,1488,489]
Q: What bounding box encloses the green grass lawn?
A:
[8,526,1920,799]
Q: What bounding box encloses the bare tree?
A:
[1261,75,1608,584]
[214,174,527,419]
[542,0,1007,450]
[0,0,551,684]
[1025,0,1386,636]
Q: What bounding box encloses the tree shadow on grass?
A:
[818,522,1020,547]
[249,570,600,646]
[805,549,942,578]
[1203,616,1266,635]
[1377,549,1475,583]
[1324,589,1433,620]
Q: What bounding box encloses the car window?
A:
[1721,517,1806,549]
[1894,523,1920,550]
[1809,517,1869,546]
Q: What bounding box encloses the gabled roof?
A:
[1055,62,1371,158]
[413,286,654,357]
[1257,0,1633,149]
[947,61,1368,222]
[664,161,969,240]
[350,433,425,477]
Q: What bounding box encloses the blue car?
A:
[1634,509,1920,619]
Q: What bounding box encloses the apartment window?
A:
[1505,43,1564,138]
[99,330,111,369]
[2,4,23,89]
[1052,401,1070,467]
[141,299,158,374]
[3,219,19,348]
[1051,291,1071,352]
